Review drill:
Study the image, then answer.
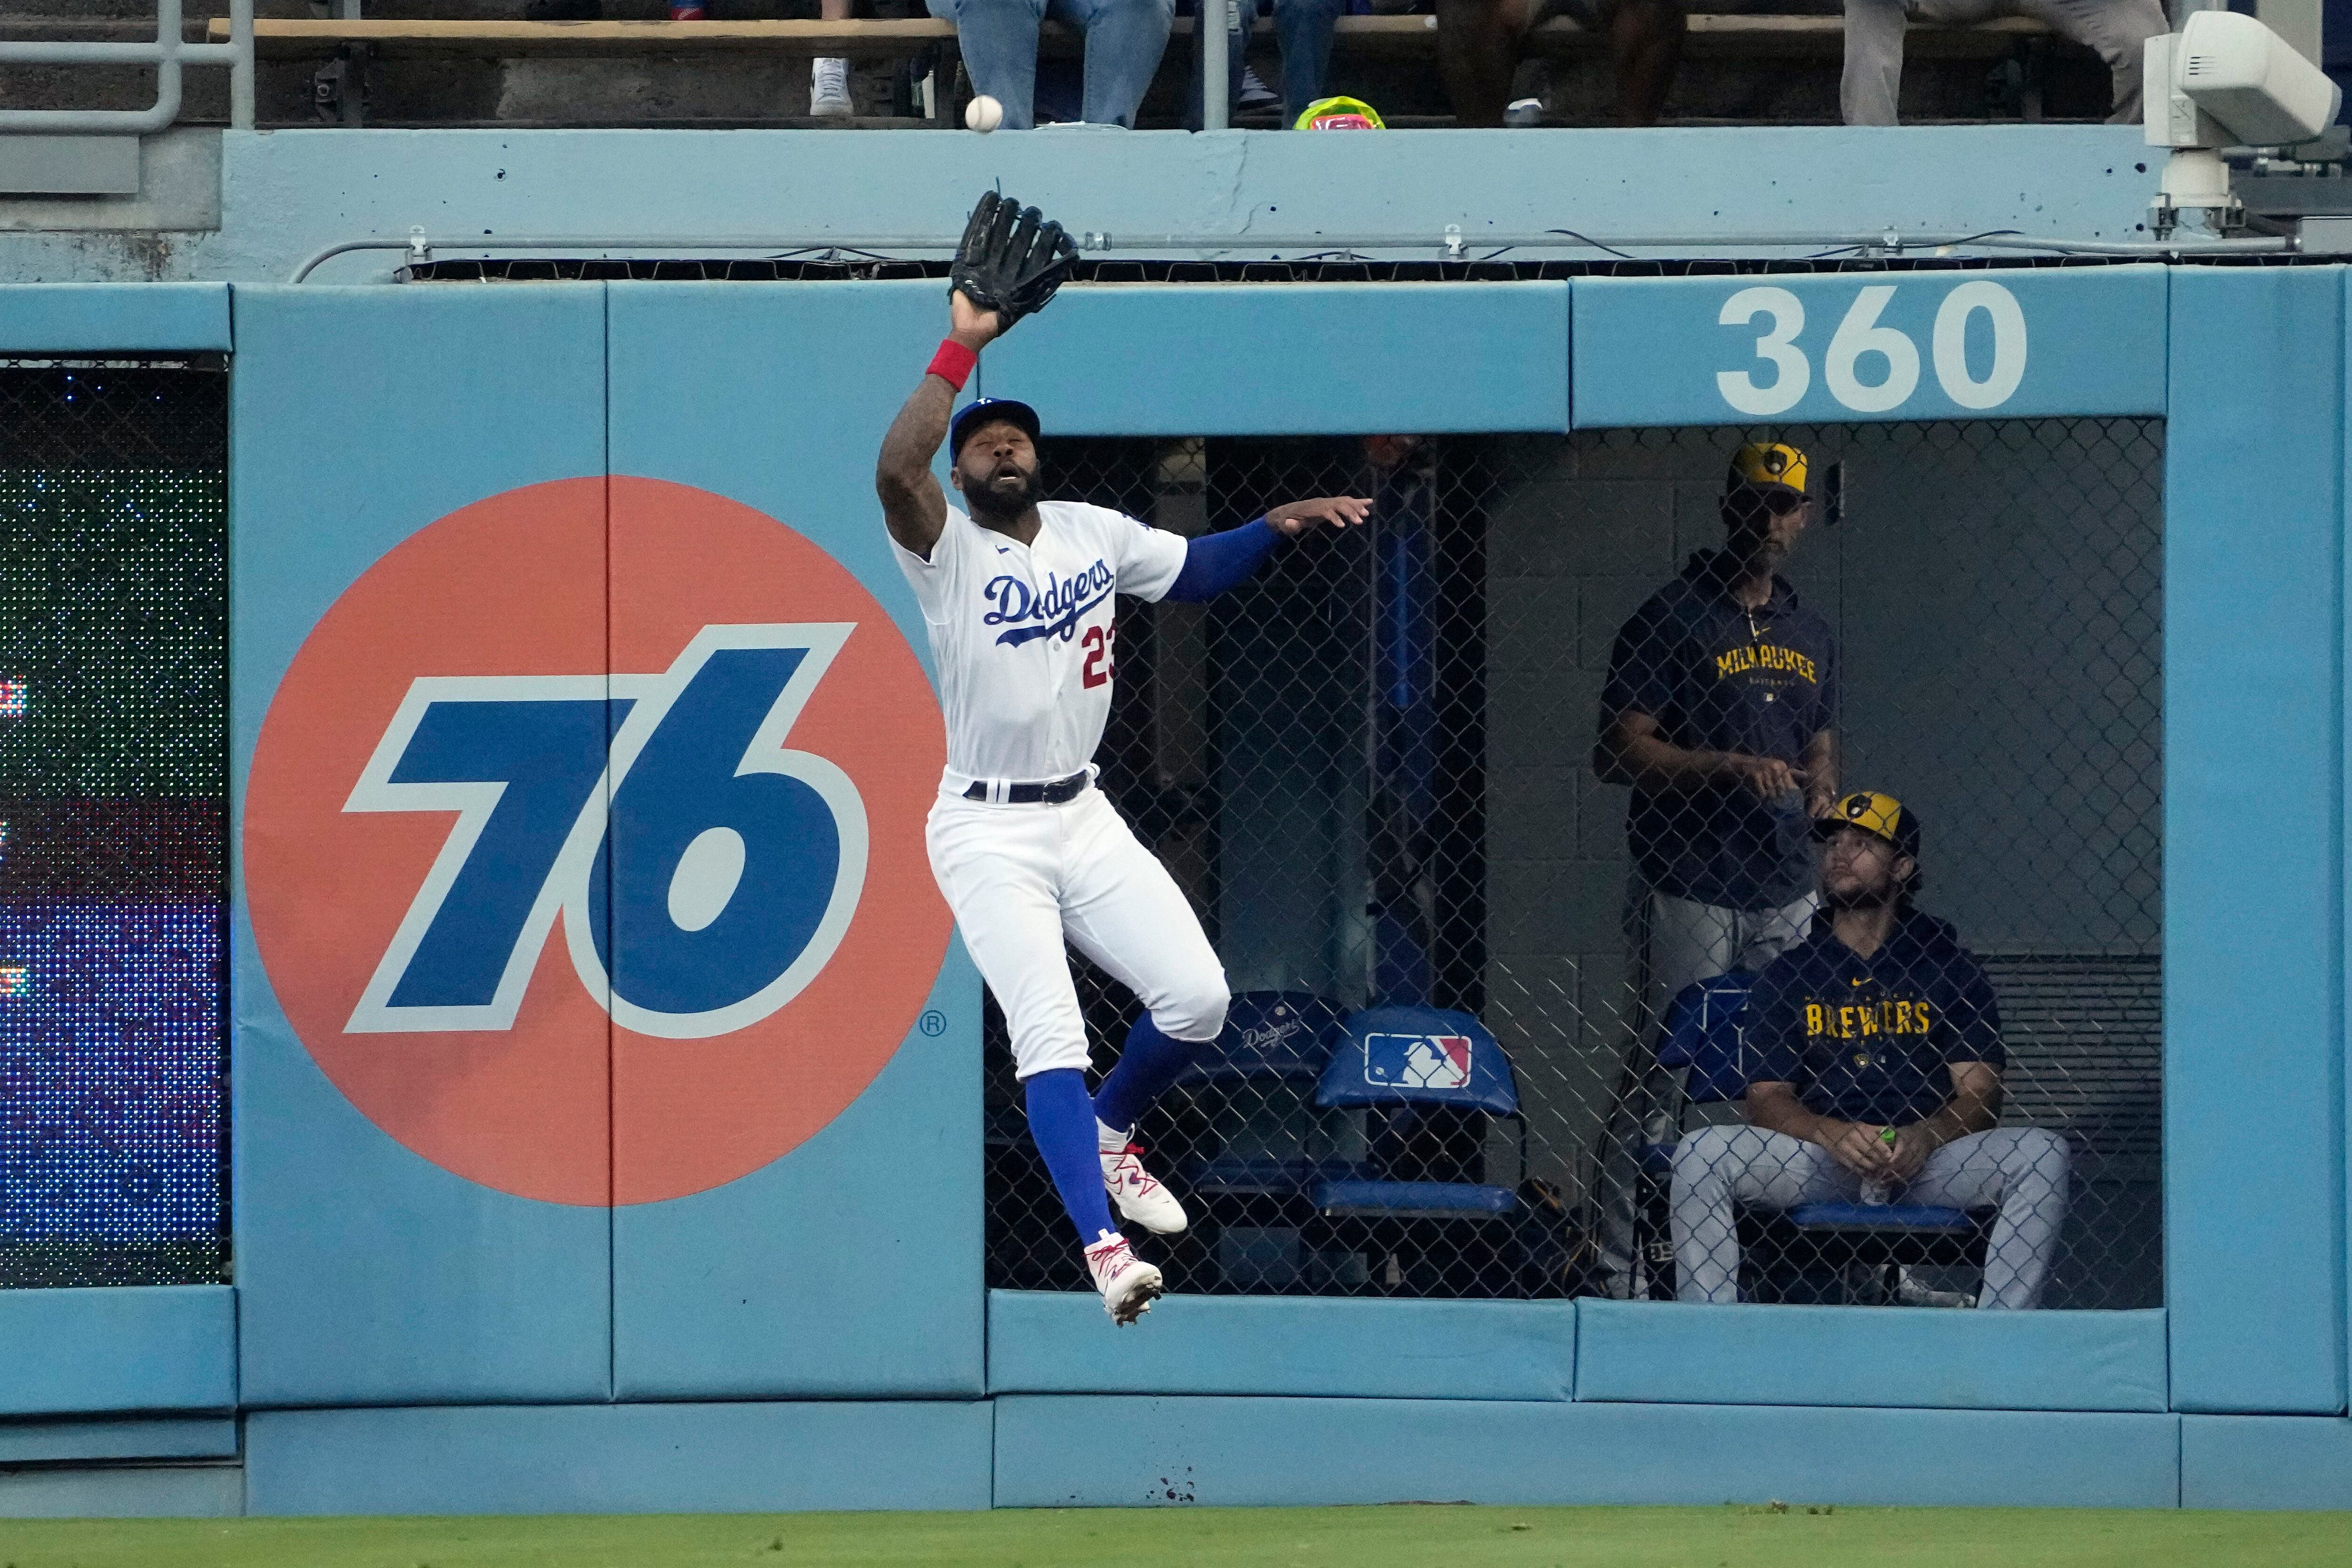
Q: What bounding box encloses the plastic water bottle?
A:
[1859,1127,1899,1205]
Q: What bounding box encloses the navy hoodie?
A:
[1744,909,2005,1125]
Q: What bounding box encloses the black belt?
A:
[965,770,1090,805]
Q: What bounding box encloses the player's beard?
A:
[1823,868,1902,913]
[964,464,1043,523]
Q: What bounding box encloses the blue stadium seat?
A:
[1176,993,1356,1203]
[1311,1004,1522,1220]
[1785,1202,1977,1234]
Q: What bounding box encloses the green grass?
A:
[0,1506,2343,1568]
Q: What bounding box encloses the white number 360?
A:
[1715,281,2028,417]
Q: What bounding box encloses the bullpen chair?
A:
[1309,1004,1524,1295]
[1175,992,1355,1199]
[1168,992,1356,1290]
[1641,972,1990,1305]
[1629,971,1761,1296]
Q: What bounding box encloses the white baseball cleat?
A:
[1103,1143,1189,1235]
[1083,1234,1164,1326]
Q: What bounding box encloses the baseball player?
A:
[875,193,1371,1325]
[1669,792,2073,1308]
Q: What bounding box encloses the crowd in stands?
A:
[525,0,2165,127]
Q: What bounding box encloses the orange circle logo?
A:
[244,478,949,1205]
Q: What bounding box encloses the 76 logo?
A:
[343,624,868,1041]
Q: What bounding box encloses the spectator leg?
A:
[1601,0,1686,126]
[1435,0,1535,127]
[1182,0,1259,131]
[1056,0,1177,126]
[1839,0,1912,124]
[1671,1125,1847,1304]
[2021,0,2167,122]
[1271,0,1345,121]
[927,0,1049,127]
[812,0,857,117]
[1906,1127,2072,1310]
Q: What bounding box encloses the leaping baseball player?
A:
[876,193,1370,1325]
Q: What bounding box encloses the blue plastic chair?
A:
[1176,993,1358,1200]
[1310,1004,1521,1219]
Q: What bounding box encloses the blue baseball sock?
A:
[1092,1013,1209,1139]
[1024,1068,1118,1247]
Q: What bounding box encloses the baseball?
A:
[966,94,1004,133]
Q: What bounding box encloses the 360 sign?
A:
[243,478,951,1207]
[1716,281,2029,417]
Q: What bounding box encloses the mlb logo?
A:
[1363,1033,1473,1090]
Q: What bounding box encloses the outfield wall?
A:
[0,256,2347,1515]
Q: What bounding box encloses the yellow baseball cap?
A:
[1814,791,1922,859]
[1726,441,1810,497]
[1295,96,1386,130]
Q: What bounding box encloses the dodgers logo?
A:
[984,559,1113,648]
[1363,1033,1473,1090]
[244,478,949,1206]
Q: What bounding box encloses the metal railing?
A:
[0,0,254,135]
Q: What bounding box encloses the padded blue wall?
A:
[231,285,615,1407]
[2165,267,2349,1416]
[602,281,982,1398]
[1,262,2344,1510]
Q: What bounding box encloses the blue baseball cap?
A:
[950,398,1041,459]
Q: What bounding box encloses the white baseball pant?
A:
[925,784,1230,1079]
[1670,1123,2072,1308]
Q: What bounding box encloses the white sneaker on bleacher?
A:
[1102,1143,1188,1235]
[1083,1234,1163,1326]
[811,57,854,118]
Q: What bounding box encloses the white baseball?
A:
[966,94,1004,133]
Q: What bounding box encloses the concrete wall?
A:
[0,125,2166,284]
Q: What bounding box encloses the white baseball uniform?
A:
[894,501,1231,1079]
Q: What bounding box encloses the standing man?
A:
[876,193,1370,1325]
[1589,440,1840,1297]
[1670,792,2072,1309]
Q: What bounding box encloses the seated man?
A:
[1670,791,2071,1309]
[928,0,1173,127]
[1840,0,2167,126]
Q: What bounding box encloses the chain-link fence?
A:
[0,358,229,1288]
[987,419,2161,1311]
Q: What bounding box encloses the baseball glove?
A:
[950,190,1079,329]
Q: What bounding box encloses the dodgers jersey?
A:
[893,500,1187,785]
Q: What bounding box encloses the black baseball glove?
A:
[950,190,1078,330]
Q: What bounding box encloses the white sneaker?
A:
[1084,1234,1164,1326]
[810,57,854,118]
[1237,65,1280,114]
[1892,1267,1978,1309]
[1103,1142,1188,1234]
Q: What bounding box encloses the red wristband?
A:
[927,338,978,391]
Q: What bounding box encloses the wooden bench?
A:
[208,13,2050,65]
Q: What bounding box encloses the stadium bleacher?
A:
[1,2,2090,130]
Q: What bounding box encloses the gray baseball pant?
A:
[1841,0,2169,126]
[1670,1123,2073,1308]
